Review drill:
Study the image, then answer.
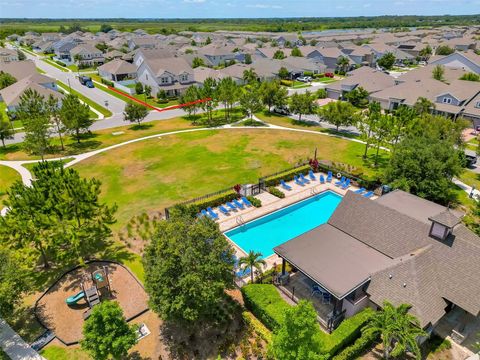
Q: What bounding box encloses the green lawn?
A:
[56,81,112,118]
[0,165,20,204]
[41,345,90,360]
[459,169,480,190]
[0,348,9,360]
[67,64,97,72]
[36,67,46,74]
[74,128,387,228]
[313,77,337,83]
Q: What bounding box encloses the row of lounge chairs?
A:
[199,197,253,220]
[280,170,375,197]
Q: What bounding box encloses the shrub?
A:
[303,71,313,77]
[263,164,311,187]
[331,329,379,360]
[55,60,66,67]
[243,119,265,127]
[101,78,114,87]
[192,190,239,211]
[246,196,261,207]
[268,186,285,199]
[135,82,144,94]
[241,284,291,330]
[316,88,328,99]
[280,79,293,87]
[242,311,272,343]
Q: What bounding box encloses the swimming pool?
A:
[224,191,342,258]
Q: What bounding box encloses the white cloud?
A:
[183,0,206,3]
[246,3,282,9]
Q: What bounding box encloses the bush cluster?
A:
[101,78,114,87]
[242,311,272,343]
[241,284,291,330]
[242,284,375,358]
[280,79,293,87]
[55,60,67,67]
[331,329,379,360]
[268,186,285,199]
[263,164,311,186]
[192,190,240,211]
[246,196,262,207]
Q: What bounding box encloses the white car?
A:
[297,76,312,83]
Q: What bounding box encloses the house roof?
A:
[0,77,63,106]
[0,60,37,80]
[144,57,192,77]
[326,67,395,94]
[274,223,394,299]
[429,209,462,228]
[193,66,229,83]
[98,59,137,75]
[276,189,480,326]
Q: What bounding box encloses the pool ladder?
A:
[236,215,245,226]
[311,187,318,195]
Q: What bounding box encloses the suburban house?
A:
[309,47,353,72]
[0,75,62,112]
[363,43,415,65]
[132,48,176,68]
[0,48,19,62]
[462,92,480,129]
[70,44,104,66]
[136,57,194,96]
[0,60,39,80]
[128,36,160,50]
[98,59,137,83]
[53,41,78,63]
[197,44,238,66]
[325,66,396,100]
[104,49,124,61]
[340,45,375,67]
[274,190,480,336]
[32,40,55,54]
[429,51,480,75]
[431,80,480,119]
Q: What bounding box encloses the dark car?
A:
[79,75,94,88]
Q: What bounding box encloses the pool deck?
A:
[217,170,377,272]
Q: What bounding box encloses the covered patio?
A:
[274,223,394,331]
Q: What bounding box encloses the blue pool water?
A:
[225,191,342,258]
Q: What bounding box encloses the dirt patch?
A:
[36,261,148,345]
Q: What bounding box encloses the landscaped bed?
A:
[35,261,148,345]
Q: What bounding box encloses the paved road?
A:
[287,82,326,95]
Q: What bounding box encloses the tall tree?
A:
[384,116,466,204]
[0,248,27,316]
[278,66,290,80]
[392,105,417,148]
[435,45,454,56]
[123,102,149,125]
[200,77,217,124]
[81,301,137,360]
[244,53,252,64]
[143,213,235,324]
[0,161,116,268]
[192,57,205,68]
[377,52,396,70]
[364,301,427,360]
[344,86,369,107]
[243,68,258,85]
[271,300,322,360]
[0,115,14,148]
[180,85,201,120]
[337,56,350,74]
[217,77,240,121]
[0,71,16,89]
[318,100,356,131]
[290,47,303,57]
[289,91,317,122]
[413,97,435,116]
[259,80,286,112]
[46,94,65,151]
[15,89,51,160]
[238,250,266,283]
[59,93,92,143]
[419,45,432,60]
[358,101,381,159]
[372,113,394,166]
[432,65,445,81]
[240,85,263,119]
[273,50,286,59]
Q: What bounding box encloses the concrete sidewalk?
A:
[0,318,45,360]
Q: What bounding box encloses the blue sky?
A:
[1,0,479,18]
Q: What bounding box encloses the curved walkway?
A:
[0,318,45,360]
[1,118,477,203]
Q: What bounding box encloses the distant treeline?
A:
[1,15,480,38]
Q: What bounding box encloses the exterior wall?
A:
[136,64,160,90]
[436,94,460,106]
[430,53,480,74]
[205,54,235,66]
[342,294,369,318]
[327,89,341,100]
[98,69,114,81]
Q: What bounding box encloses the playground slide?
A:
[66,291,85,305]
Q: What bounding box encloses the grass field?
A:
[0,165,20,203]
[459,169,480,190]
[56,81,112,118]
[73,128,387,228]
[42,58,70,72]
[41,345,90,360]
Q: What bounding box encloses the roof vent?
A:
[389,274,393,279]
[403,283,407,288]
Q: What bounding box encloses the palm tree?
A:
[364,301,427,360]
[242,69,258,85]
[413,97,435,116]
[337,56,350,74]
[238,250,266,283]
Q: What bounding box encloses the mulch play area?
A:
[35,261,148,345]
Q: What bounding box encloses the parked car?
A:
[297,76,312,82]
[273,106,290,115]
[79,75,94,88]
[418,61,427,66]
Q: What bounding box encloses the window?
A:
[442,97,452,104]
[430,222,448,239]
[475,101,480,109]
[180,74,188,82]
[161,77,169,84]
[146,74,148,81]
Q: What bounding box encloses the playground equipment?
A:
[65,266,113,319]
[66,291,85,305]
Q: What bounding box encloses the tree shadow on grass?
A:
[129,123,153,131]
[291,119,319,127]
[0,143,25,158]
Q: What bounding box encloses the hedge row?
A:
[241,284,291,330]
[101,78,114,87]
[242,284,375,358]
[247,196,262,208]
[242,311,272,343]
[320,307,374,357]
[331,329,378,360]
[268,186,285,199]
[192,190,239,211]
[263,164,311,187]
[55,60,66,67]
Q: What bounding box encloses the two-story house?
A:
[136,57,194,97]
[197,44,238,66]
[70,44,105,67]
[0,48,19,62]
